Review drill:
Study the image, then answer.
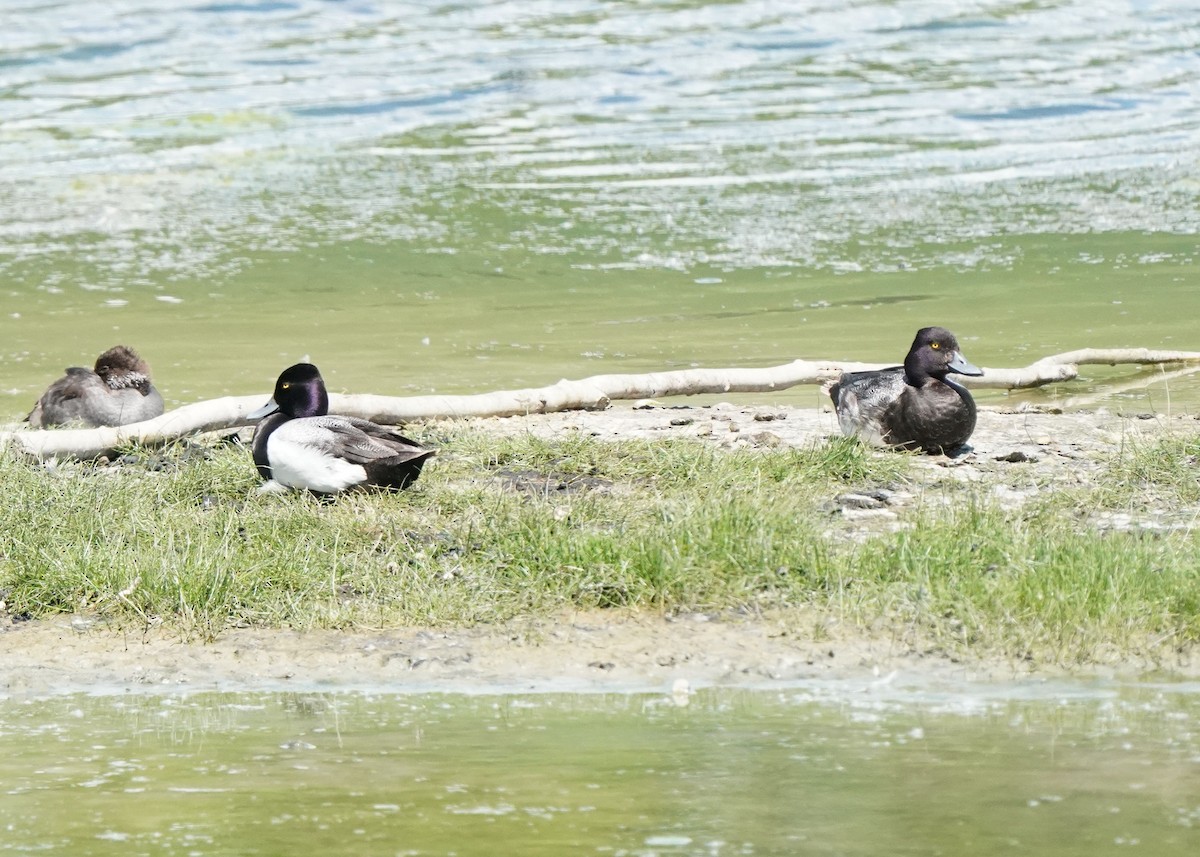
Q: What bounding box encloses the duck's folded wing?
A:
[830,366,907,409]
[828,366,910,445]
[310,416,434,464]
[43,367,104,399]
[27,369,108,425]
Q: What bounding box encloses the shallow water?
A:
[4,7,1199,849]
[2,682,1198,855]
[2,1,1199,415]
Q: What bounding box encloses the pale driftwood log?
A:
[959,348,1200,389]
[2,395,269,462]
[4,348,1200,460]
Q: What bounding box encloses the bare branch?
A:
[5,348,1199,460]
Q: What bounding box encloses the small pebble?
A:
[836,492,886,510]
[841,508,899,521]
[995,450,1037,463]
[749,431,782,447]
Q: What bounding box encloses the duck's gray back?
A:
[298,415,429,462]
[829,367,907,446]
[27,368,101,427]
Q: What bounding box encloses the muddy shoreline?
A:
[0,610,1087,697]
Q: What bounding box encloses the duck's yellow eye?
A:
[281,382,291,389]
[930,342,941,350]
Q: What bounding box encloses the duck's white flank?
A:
[266,432,368,493]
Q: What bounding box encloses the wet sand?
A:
[0,609,1051,697]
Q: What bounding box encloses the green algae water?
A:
[5,6,1200,851]
[2,1,1199,415]
[2,683,1199,855]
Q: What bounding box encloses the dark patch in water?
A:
[243,57,317,67]
[701,294,936,320]
[194,1,299,12]
[957,99,1138,122]
[292,84,508,117]
[59,39,165,63]
[597,93,641,105]
[0,55,48,70]
[736,38,837,52]
[892,18,1006,33]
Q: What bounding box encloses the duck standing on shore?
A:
[27,345,165,428]
[249,362,434,495]
[826,327,984,454]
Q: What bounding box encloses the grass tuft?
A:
[1091,433,1200,508]
[1,426,1198,664]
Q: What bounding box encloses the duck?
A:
[27,345,165,428]
[249,362,434,495]
[826,326,984,454]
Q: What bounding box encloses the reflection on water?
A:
[1,1,1199,411]
[1,683,1198,855]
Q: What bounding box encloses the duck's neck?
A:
[903,355,934,387]
[251,412,292,480]
[941,374,970,394]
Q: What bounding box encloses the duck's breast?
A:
[106,385,164,426]
[888,378,976,452]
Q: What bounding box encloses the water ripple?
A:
[0,0,1197,280]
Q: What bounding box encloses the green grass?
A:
[1,425,1198,667]
[1090,433,1200,508]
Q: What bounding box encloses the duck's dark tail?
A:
[364,449,437,491]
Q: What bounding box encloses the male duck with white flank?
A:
[28,345,165,428]
[827,326,984,454]
[249,362,434,495]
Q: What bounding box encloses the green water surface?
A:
[5,231,1198,418]
[2,684,1198,855]
[3,0,1199,415]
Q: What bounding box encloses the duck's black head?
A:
[252,362,330,420]
[903,327,983,384]
[93,345,154,393]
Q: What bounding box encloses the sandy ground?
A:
[2,402,1196,696]
[1,610,1023,697]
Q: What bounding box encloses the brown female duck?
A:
[827,327,984,454]
[28,345,164,428]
